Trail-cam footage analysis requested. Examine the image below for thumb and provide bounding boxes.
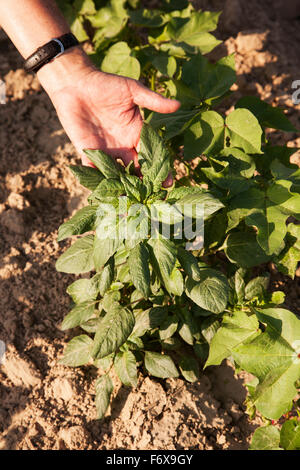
[129,80,180,114]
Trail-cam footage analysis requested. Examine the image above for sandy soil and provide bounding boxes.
[0,0,299,450]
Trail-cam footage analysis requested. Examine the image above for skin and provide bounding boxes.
[0,0,180,173]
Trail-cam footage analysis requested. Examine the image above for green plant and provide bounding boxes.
[250,414,300,450]
[55,0,300,445]
[56,123,300,421]
[57,0,222,80]
[56,123,226,413]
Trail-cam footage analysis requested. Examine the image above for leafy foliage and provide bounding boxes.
[56,1,300,448]
[250,418,300,450]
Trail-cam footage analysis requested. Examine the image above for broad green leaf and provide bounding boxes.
[92,305,135,359]
[186,268,229,314]
[276,223,300,279]
[167,12,221,54]
[165,79,200,106]
[202,160,252,196]
[56,235,95,274]
[58,206,97,241]
[101,290,120,312]
[60,335,93,367]
[132,307,168,337]
[98,258,115,296]
[144,351,179,378]
[178,320,195,345]
[256,308,300,353]
[204,211,227,250]
[148,237,177,279]
[205,311,260,367]
[175,191,224,220]
[246,205,287,256]
[93,234,122,270]
[95,374,114,419]
[233,308,300,419]
[167,186,205,202]
[175,9,220,33]
[69,165,103,190]
[270,159,300,192]
[245,274,270,300]
[138,124,171,191]
[179,356,199,382]
[256,145,299,177]
[148,108,199,140]
[184,111,225,159]
[127,335,143,350]
[181,53,235,102]
[120,174,146,202]
[114,350,138,387]
[159,314,178,340]
[225,109,263,154]
[218,148,256,178]
[61,300,96,330]
[236,96,297,132]
[267,179,300,215]
[151,201,183,224]
[81,317,101,334]
[249,426,281,450]
[95,199,127,241]
[148,26,187,53]
[67,278,98,304]
[126,204,150,249]
[88,178,124,203]
[227,188,265,232]
[83,149,122,179]
[128,243,151,298]
[227,183,297,255]
[177,246,201,281]
[224,232,270,268]
[163,267,184,296]
[234,268,246,303]
[280,418,300,450]
[276,245,300,279]
[101,41,140,79]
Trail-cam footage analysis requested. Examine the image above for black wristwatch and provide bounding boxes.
[24,33,79,73]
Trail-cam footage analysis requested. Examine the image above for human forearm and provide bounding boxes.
[0,0,71,57]
[0,0,95,94]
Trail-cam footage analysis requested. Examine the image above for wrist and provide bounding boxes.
[37,46,97,96]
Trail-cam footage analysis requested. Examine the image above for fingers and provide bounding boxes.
[130,80,181,114]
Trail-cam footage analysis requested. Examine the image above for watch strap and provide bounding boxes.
[24,33,79,73]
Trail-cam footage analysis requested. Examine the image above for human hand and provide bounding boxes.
[38,48,180,173]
